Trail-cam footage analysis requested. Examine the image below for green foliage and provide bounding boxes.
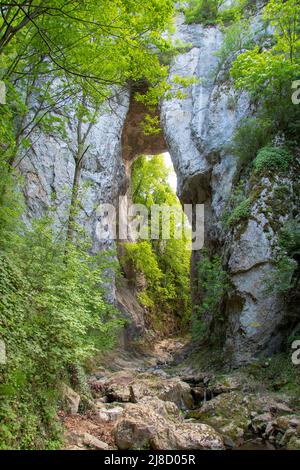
[268,256,298,295]
[231,0,300,136]
[222,184,252,228]
[185,0,257,26]
[123,155,191,331]
[141,115,162,136]
[123,241,163,290]
[265,219,300,295]
[0,162,24,247]
[254,146,293,174]
[193,252,228,340]
[226,198,252,227]
[132,155,177,208]
[246,353,300,398]
[215,17,255,70]
[0,2,180,448]
[0,173,121,449]
[280,219,300,259]
[0,1,175,89]
[231,118,273,169]
[185,0,221,26]
[0,1,176,165]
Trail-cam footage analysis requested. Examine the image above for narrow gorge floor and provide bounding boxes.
[62,337,300,451]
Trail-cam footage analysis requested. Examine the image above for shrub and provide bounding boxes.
[185,0,258,26]
[122,241,163,289]
[232,118,273,169]
[215,17,255,80]
[230,0,300,138]
[122,237,192,330]
[226,198,252,227]
[265,219,300,295]
[222,184,252,228]
[270,256,298,294]
[185,0,220,26]
[192,252,228,340]
[280,219,300,259]
[254,146,293,174]
[0,172,122,449]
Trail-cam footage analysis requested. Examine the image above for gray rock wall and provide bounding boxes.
[161,15,290,366]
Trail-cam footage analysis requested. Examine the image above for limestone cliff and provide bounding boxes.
[18,14,298,365]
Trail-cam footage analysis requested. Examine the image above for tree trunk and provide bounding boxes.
[66,151,83,245]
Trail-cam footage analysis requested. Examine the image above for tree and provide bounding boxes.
[185,0,226,25]
[132,155,176,208]
[0,1,177,247]
[0,0,175,165]
[231,0,300,135]
[123,155,191,331]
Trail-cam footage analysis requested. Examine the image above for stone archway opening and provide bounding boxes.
[119,88,193,337]
[121,85,168,171]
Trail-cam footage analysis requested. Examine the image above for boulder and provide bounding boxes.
[66,431,109,450]
[97,404,125,423]
[83,433,109,450]
[114,399,224,450]
[251,413,273,434]
[129,375,193,409]
[104,370,136,402]
[102,371,193,409]
[151,422,225,451]
[62,384,81,415]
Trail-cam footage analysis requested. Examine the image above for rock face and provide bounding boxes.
[161,14,295,365]
[17,14,295,364]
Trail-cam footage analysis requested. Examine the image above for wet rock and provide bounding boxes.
[251,413,273,434]
[180,373,211,386]
[191,375,242,406]
[187,391,252,446]
[191,386,209,403]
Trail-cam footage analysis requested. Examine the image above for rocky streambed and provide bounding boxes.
[62,339,300,451]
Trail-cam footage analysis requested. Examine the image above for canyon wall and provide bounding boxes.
[18,14,296,365]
